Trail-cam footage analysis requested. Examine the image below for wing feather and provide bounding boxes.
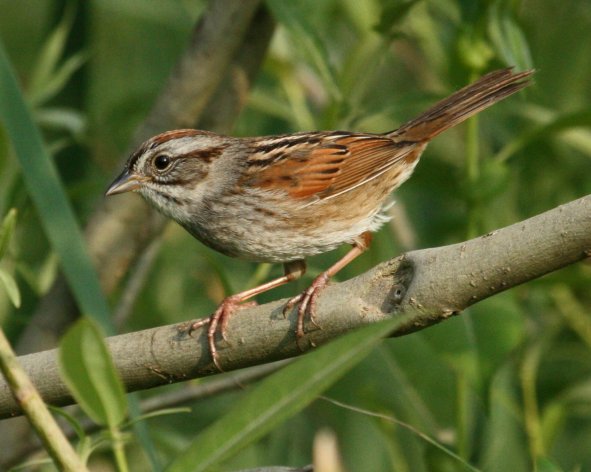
[244,133,416,201]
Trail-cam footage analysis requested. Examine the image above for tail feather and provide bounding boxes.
[389,68,534,142]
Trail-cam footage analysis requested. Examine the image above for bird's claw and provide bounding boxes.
[284,272,329,349]
[188,295,251,371]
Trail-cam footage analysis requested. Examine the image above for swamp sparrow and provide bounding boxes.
[107,68,533,369]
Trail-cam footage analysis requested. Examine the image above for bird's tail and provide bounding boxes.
[389,68,534,142]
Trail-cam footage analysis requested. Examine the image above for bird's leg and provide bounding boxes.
[190,259,306,371]
[283,232,372,348]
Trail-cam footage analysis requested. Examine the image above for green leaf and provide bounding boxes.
[166,314,411,472]
[49,405,87,442]
[0,39,112,333]
[266,0,342,102]
[28,4,76,106]
[0,268,20,308]
[31,52,88,107]
[0,208,17,261]
[58,317,127,427]
[487,2,533,71]
[34,107,87,136]
[124,407,192,428]
[248,88,298,123]
[16,253,59,295]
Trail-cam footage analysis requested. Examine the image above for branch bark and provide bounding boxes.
[1,194,589,419]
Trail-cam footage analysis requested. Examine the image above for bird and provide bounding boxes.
[106,67,533,369]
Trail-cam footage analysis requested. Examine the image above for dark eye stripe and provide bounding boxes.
[182,146,226,163]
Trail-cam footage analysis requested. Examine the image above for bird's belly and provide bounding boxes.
[182,193,391,263]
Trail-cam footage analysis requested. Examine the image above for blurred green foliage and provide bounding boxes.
[0,0,590,470]
[0,208,20,308]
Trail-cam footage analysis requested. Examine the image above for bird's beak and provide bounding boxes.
[105,169,145,196]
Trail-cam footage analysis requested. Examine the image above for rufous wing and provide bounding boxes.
[246,133,416,201]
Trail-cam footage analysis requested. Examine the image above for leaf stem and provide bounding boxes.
[110,425,130,472]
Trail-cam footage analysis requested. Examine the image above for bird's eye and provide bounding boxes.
[153,154,171,171]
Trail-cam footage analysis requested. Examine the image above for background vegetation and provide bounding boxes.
[0,0,590,470]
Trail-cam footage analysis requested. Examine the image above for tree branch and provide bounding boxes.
[1,194,589,419]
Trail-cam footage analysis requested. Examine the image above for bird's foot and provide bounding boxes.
[189,297,257,371]
[283,272,329,349]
